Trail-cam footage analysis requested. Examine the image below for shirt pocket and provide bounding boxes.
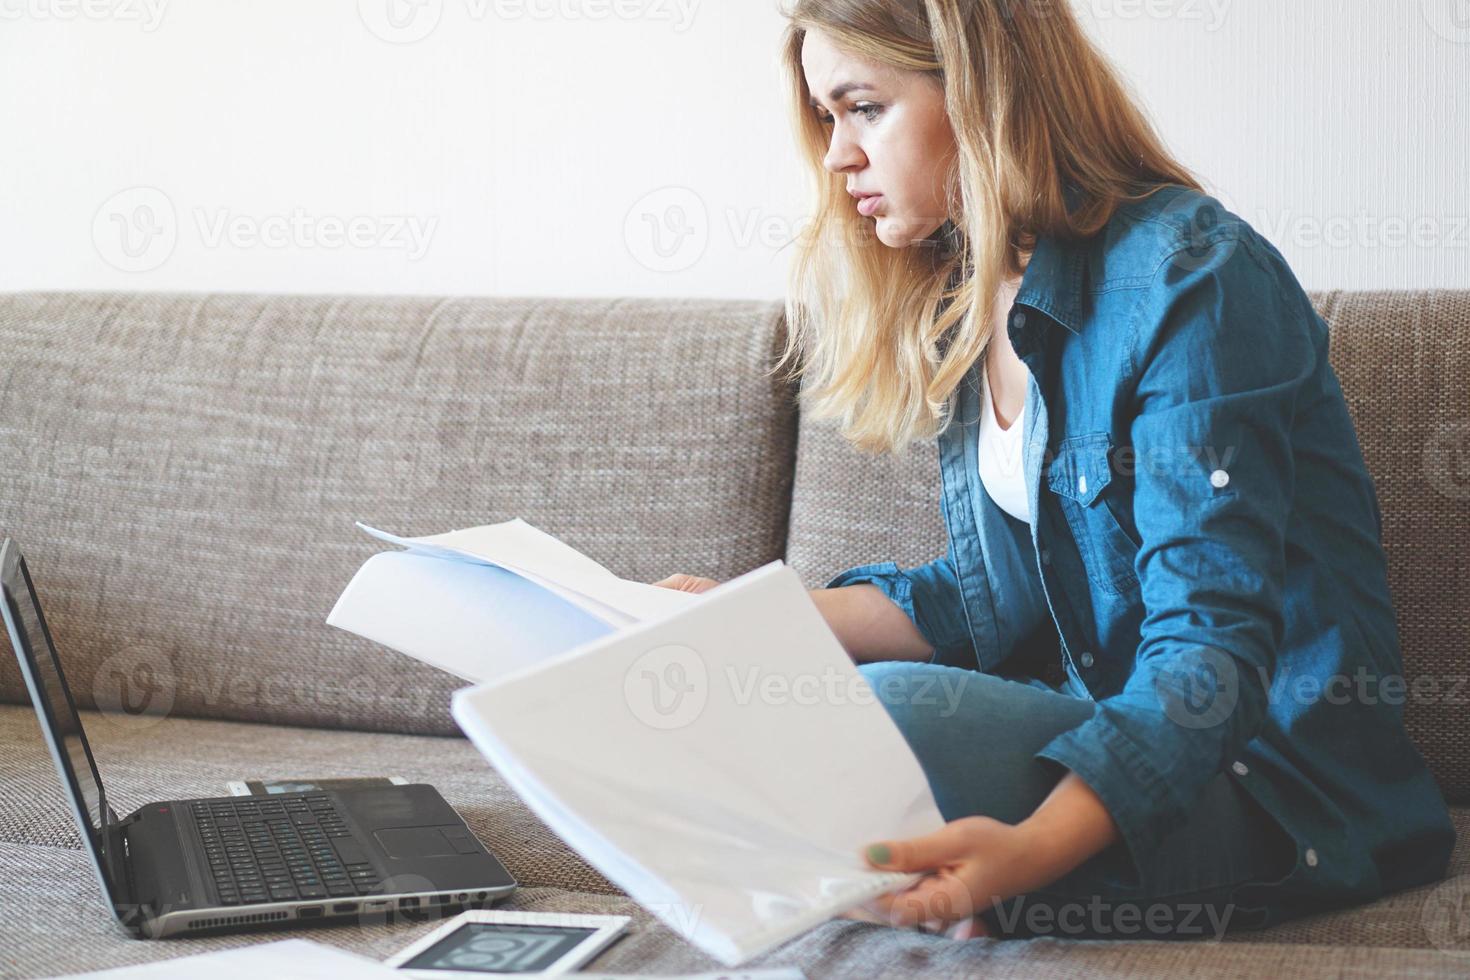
[1046,431,1142,598]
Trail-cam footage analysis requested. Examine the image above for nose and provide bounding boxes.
[823,123,865,174]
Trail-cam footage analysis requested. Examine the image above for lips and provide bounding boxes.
[856,194,883,217]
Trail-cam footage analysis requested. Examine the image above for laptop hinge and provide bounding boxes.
[107,811,151,932]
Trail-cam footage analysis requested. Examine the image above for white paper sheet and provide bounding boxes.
[55,939,401,978]
[327,549,614,683]
[356,519,698,625]
[451,561,947,966]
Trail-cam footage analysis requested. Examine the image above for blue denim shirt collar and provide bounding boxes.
[1015,235,1086,336]
[1013,182,1087,336]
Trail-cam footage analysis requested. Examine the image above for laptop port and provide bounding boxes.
[332,902,358,914]
[298,906,323,919]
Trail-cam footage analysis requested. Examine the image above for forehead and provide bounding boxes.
[800,28,892,90]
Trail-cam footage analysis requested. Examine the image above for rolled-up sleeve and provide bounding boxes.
[1034,234,1317,888]
[824,554,985,669]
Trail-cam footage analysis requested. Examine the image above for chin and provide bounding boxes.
[868,215,901,247]
[872,215,926,250]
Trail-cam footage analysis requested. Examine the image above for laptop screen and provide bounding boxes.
[0,539,116,902]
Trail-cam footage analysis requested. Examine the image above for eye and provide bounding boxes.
[813,103,885,126]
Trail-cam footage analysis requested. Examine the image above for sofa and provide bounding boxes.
[0,289,1465,978]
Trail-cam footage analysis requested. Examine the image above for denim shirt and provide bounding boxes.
[826,185,1456,923]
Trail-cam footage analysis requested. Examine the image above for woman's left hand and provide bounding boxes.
[855,815,1056,938]
[851,771,1121,939]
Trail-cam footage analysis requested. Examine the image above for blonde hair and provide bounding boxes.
[775,0,1204,454]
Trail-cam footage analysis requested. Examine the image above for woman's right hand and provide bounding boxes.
[651,573,720,594]
[651,575,933,663]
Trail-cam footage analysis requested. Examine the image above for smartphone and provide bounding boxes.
[385,910,631,977]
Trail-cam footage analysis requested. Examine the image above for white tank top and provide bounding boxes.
[978,363,1030,524]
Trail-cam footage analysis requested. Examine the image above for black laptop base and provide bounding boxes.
[117,783,517,938]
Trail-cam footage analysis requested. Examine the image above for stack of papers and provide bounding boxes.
[327,520,697,682]
[329,520,947,965]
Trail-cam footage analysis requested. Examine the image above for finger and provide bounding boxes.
[864,820,980,873]
[868,873,978,929]
[654,574,718,594]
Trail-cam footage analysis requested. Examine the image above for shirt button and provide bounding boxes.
[1210,469,1230,489]
[1305,848,1318,868]
[1079,651,1094,668]
[1232,761,1249,776]
[1011,310,1026,330]
[1040,547,1052,565]
[1077,474,1088,495]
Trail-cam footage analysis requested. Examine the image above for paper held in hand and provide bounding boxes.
[328,519,946,965]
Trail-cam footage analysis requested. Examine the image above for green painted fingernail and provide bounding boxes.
[867,844,891,865]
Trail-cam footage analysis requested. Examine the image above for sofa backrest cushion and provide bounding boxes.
[0,293,796,736]
[785,290,1470,803]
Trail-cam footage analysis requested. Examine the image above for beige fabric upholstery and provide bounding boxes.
[12,843,1469,979]
[0,292,796,735]
[4,706,1468,976]
[785,290,1470,803]
[1311,291,1470,803]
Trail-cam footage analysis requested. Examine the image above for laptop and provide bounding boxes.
[0,537,518,938]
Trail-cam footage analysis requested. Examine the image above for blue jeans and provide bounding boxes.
[858,660,1295,941]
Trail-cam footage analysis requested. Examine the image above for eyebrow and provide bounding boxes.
[807,81,875,108]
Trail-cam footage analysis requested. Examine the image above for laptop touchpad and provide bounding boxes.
[373,826,460,859]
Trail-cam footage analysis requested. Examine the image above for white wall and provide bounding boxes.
[1,0,1465,299]
[1083,0,1470,293]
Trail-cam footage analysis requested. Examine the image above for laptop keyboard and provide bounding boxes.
[191,796,382,906]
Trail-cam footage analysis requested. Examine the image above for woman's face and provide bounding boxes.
[801,28,958,249]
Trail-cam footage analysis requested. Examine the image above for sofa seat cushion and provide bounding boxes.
[5,841,1467,979]
[4,706,1469,975]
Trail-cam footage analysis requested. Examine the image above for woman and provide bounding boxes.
[656,0,1455,941]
